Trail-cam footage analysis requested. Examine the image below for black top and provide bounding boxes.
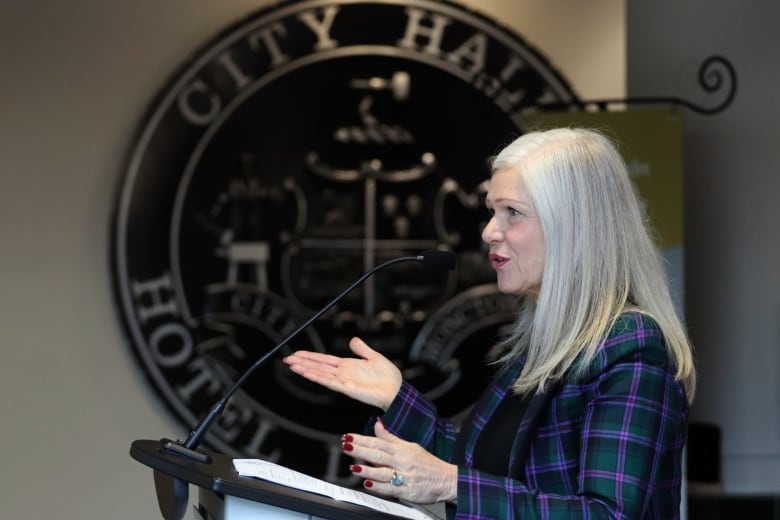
[471,390,531,475]
[451,386,531,476]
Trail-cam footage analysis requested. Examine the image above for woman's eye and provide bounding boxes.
[485,205,523,220]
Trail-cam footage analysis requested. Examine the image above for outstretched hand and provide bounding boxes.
[283,337,403,411]
[343,418,457,504]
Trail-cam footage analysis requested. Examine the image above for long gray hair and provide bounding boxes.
[492,127,696,402]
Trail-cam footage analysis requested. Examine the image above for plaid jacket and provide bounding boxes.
[382,312,689,519]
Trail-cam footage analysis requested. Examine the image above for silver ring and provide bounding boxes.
[390,470,404,487]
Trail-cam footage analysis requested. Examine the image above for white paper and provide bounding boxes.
[233,458,435,520]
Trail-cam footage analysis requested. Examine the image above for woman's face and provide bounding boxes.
[481,167,545,297]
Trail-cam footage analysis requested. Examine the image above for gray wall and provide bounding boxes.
[1,1,776,519]
[627,0,780,492]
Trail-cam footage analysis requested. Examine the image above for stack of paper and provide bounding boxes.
[233,458,435,519]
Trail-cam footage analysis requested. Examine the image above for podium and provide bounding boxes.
[130,439,423,520]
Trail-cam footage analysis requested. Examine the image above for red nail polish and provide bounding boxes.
[342,442,354,452]
[364,480,373,488]
[341,434,354,443]
[349,464,362,473]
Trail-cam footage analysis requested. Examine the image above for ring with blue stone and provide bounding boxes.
[391,470,405,486]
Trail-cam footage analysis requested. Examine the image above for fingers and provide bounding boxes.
[348,336,380,360]
[287,337,376,363]
[348,463,397,485]
[349,464,407,497]
[283,351,342,380]
[283,338,375,374]
[284,356,330,378]
[342,428,400,467]
[283,350,341,367]
[343,424,458,504]
[283,354,335,376]
[344,433,407,495]
[283,353,349,394]
[373,416,395,440]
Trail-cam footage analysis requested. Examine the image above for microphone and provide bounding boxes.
[164,250,456,459]
[418,249,456,271]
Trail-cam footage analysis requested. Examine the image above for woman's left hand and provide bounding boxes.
[342,418,457,505]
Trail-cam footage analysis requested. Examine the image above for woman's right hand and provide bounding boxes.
[283,337,403,411]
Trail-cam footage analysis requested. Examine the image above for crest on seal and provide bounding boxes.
[112,0,577,483]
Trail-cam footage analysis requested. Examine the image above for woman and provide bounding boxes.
[284,127,696,519]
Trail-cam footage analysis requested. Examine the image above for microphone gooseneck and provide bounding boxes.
[178,250,456,453]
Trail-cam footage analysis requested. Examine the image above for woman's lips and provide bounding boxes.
[489,253,509,269]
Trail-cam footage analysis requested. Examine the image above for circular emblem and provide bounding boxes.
[112,0,577,484]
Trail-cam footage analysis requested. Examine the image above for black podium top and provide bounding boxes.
[130,439,431,520]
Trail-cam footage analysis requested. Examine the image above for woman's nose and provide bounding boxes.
[481,217,500,244]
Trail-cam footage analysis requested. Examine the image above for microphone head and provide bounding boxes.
[419,250,456,271]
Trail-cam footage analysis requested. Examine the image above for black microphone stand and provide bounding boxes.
[137,251,454,520]
[165,254,425,461]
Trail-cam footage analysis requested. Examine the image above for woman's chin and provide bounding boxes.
[496,280,519,295]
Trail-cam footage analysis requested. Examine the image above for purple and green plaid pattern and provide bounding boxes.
[382,313,689,519]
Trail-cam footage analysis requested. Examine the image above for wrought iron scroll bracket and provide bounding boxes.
[537,55,737,116]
